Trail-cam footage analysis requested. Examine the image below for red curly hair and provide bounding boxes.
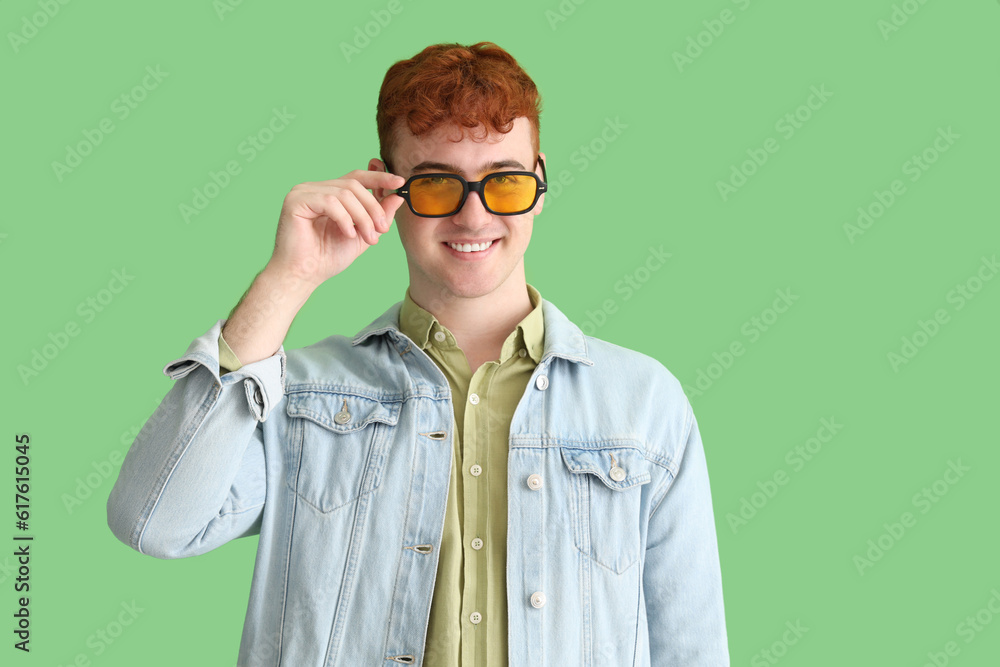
[377,42,542,171]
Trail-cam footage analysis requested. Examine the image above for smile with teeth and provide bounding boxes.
[447,240,494,253]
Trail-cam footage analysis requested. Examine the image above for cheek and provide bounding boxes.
[395,217,433,252]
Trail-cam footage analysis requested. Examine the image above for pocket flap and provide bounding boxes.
[560,446,651,490]
[285,390,400,434]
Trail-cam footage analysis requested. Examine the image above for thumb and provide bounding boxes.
[381,193,405,221]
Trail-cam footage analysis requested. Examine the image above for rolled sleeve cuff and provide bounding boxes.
[162,318,286,422]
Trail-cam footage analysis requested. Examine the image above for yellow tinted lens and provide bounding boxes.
[484,174,536,213]
[409,176,464,215]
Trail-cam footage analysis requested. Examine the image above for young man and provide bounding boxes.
[107,42,729,665]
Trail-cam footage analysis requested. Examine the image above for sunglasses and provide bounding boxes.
[387,156,547,217]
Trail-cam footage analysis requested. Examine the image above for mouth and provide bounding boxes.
[445,239,496,253]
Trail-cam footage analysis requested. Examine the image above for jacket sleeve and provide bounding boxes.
[106,318,285,559]
[643,402,730,664]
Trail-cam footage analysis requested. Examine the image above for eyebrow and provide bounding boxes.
[409,159,527,177]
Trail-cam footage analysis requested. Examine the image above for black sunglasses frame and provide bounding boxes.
[388,156,548,218]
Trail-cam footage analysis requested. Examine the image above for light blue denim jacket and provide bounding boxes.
[107,297,729,666]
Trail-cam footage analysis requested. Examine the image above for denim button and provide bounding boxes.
[470,464,482,477]
[610,466,626,482]
[334,398,351,424]
[535,375,549,390]
[470,612,482,624]
[530,591,546,608]
[527,474,543,490]
[471,537,483,550]
[469,393,480,405]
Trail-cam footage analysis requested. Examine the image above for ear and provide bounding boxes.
[369,157,389,201]
[532,151,547,215]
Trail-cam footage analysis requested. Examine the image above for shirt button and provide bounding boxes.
[470,464,482,477]
[530,591,546,608]
[518,349,527,358]
[469,393,480,405]
[535,375,549,390]
[471,537,483,550]
[610,466,627,482]
[527,474,543,490]
[434,330,446,343]
[470,612,482,624]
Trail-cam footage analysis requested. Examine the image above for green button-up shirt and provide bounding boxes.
[399,283,545,667]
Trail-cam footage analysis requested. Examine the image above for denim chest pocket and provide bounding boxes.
[285,390,401,513]
[561,446,652,574]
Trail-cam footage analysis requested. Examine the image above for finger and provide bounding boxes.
[343,179,391,233]
[380,193,405,222]
[350,169,406,191]
[310,195,356,239]
[336,191,380,245]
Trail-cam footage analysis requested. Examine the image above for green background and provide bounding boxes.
[3,0,998,664]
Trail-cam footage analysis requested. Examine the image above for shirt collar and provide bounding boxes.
[397,283,545,364]
[352,288,592,367]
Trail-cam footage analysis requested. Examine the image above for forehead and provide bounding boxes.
[392,117,534,176]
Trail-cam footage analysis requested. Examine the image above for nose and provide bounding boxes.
[451,189,493,230]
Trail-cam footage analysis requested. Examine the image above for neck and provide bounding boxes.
[408,274,533,363]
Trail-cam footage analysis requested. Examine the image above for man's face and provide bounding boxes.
[371,116,545,308]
